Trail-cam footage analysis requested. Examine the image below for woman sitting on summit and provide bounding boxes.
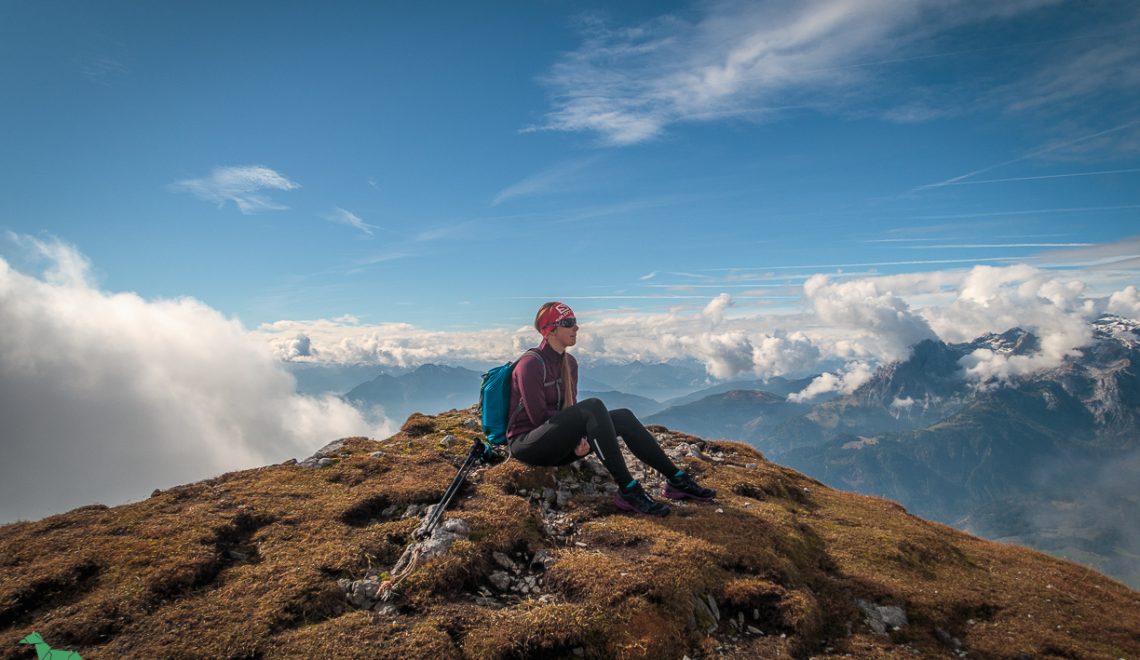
[506,301,715,516]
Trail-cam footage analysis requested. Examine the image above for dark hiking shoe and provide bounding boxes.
[614,483,671,517]
[663,472,716,500]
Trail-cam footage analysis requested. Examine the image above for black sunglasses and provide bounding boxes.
[547,317,578,329]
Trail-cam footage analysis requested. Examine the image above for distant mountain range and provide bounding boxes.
[340,363,667,421]
[344,364,484,423]
[647,390,810,442]
[580,359,711,401]
[338,360,708,421]
[649,315,1140,587]
[285,362,386,395]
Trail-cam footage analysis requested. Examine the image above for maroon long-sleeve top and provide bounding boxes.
[506,340,578,439]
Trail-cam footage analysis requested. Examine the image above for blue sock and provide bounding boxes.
[623,479,638,491]
[671,469,685,481]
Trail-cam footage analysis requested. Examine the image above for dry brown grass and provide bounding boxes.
[2,409,1138,659]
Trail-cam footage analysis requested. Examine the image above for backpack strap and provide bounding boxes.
[506,348,553,438]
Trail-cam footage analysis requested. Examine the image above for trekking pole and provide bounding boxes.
[415,438,485,541]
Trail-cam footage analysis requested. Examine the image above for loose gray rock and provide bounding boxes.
[692,595,718,633]
[584,457,609,478]
[395,515,471,576]
[474,596,503,608]
[531,549,557,570]
[342,575,382,608]
[300,438,349,467]
[370,451,386,458]
[706,594,721,622]
[440,434,456,447]
[489,571,511,591]
[857,599,908,634]
[462,418,480,430]
[492,551,518,572]
[935,626,962,649]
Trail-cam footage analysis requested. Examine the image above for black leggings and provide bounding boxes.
[508,398,679,487]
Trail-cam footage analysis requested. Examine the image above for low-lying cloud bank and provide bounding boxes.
[260,257,1140,403]
[0,237,391,524]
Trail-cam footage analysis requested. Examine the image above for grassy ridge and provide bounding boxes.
[2,409,1138,659]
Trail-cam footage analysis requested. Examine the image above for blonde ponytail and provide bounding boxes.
[562,355,575,410]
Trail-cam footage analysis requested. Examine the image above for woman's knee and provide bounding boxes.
[579,397,608,415]
[609,408,637,426]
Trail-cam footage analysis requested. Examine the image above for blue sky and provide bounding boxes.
[3,0,1140,521]
[3,0,1137,334]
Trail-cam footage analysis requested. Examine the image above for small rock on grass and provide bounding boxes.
[492,551,518,572]
[489,571,511,591]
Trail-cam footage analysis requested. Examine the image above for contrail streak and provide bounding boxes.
[914,121,1140,191]
[916,204,1140,219]
[935,168,1140,186]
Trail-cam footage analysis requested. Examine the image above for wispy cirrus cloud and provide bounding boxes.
[533,0,1067,145]
[493,157,600,205]
[1031,236,1140,268]
[79,55,126,83]
[324,207,377,236]
[1004,38,1140,115]
[173,165,300,214]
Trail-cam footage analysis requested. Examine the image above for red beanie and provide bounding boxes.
[538,302,575,337]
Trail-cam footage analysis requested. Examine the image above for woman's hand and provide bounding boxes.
[575,438,590,457]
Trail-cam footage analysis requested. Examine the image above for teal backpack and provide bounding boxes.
[479,349,545,445]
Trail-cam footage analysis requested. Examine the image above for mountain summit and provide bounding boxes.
[2,410,1137,658]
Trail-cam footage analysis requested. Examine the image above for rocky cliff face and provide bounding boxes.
[2,409,1138,659]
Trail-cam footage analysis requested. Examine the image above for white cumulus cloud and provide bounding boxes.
[788,361,873,402]
[703,292,733,326]
[926,265,1094,382]
[1108,285,1140,317]
[0,237,390,524]
[803,273,938,361]
[257,261,1140,389]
